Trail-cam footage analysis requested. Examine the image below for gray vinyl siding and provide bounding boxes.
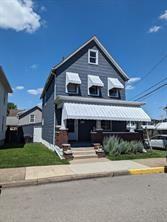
[42,78,55,144]
[19,109,42,126]
[22,123,41,139]
[0,81,8,145]
[55,42,126,100]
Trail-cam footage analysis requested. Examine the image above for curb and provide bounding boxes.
[0,167,165,189]
[0,171,128,189]
[129,167,164,175]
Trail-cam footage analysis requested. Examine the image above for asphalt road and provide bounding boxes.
[1,174,167,222]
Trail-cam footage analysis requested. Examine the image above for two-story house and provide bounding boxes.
[0,66,12,146]
[41,36,151,150]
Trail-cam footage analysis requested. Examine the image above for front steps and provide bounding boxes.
[71,147,98,160]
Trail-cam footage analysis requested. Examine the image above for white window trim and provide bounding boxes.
[88,85,100,96]
[29,114,35,123]
[66,83,79,94]
[108,88,120,98]
[88,49,98,65]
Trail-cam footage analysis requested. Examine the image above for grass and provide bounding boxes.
[0,143,68,168]
[107,149,166,161]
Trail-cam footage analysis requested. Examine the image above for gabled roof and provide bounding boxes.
[18,106,42,119]
[0,66,13,93]
[41,36,129,98]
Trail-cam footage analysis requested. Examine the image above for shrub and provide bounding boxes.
[103,136,144,156]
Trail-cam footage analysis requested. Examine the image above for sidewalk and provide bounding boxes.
[0,158,166,188]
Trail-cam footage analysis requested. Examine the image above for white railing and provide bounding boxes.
[41,139,64,159]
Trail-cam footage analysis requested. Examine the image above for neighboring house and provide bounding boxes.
[6,106,42,143]
[142,121,167,136]
[0,66,12,146]
[41,36,151,148]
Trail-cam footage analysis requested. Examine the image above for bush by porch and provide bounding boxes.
[103,136,166,161]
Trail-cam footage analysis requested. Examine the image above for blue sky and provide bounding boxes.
[0,0,167,119]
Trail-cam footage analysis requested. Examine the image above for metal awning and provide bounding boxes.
[61,102,151,128]
[88,75,104,88]
[66,72,81,86]
[108,78,124,90]
[156,122,167,130]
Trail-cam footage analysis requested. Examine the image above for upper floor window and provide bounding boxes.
[88,75,104,97]
[67,83,79,94]
[109,88,120,98]
[29,114,35,123]
[88,49,98,65]
[66,72,81,95]
[108,78,124,99]
[89,86,100,96]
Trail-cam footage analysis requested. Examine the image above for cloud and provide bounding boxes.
[30,64,38,69]
[40,6,47,12]
[159,10,167,20]
[27,88,43,95]
[126,77,141,90]
[16,86,24,90]
[0,0,42,33]
[148,25,161,33]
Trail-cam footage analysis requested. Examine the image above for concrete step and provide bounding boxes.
[71,147,99,159]
[72,150,96,156]
[71,147,94,151]
[72,153,98,160]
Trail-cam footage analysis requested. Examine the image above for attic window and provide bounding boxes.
[88,49,98,65]
[30,114,35,123]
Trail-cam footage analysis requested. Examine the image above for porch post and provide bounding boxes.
[96,120,101,130]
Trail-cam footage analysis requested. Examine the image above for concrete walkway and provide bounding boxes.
[0,158,165,185]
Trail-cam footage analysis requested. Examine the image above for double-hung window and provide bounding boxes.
[29,114,35,123]
[108,78,124,99]
[88,75,104,97]
[66,72,81,95]
[88,49,98,65]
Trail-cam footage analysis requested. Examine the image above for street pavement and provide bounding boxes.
[1,174,167,222]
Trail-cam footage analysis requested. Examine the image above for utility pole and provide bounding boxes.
[163,105,167,121]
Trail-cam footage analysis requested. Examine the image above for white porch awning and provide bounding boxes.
[66,72,81,86]
[108,78,124,90]
[61,103,151,128]
[88,75,104,88]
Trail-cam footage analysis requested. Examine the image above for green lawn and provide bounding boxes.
[0,143,68,168]
[107,149,166,161]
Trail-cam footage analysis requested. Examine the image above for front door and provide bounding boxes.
[78,120,96,142]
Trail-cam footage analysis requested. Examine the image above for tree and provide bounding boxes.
[7,102,17,110]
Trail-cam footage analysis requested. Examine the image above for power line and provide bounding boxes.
[131,76,167,100]
[131,53,167,88]
[134,83,167,101]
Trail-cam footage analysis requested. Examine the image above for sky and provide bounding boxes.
[0,0,167,119]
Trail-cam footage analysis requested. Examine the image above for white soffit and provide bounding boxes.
[62,103,151,122]
[66,72,81,86]
[88,75,104,88]
[108,78,124,90]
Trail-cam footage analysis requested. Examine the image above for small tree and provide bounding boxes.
[7,102,17,110]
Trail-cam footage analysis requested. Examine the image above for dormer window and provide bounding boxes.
[108,78,124,98]
[88,49,98,65]
[66,72,81,95]
[88,75,104,96]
